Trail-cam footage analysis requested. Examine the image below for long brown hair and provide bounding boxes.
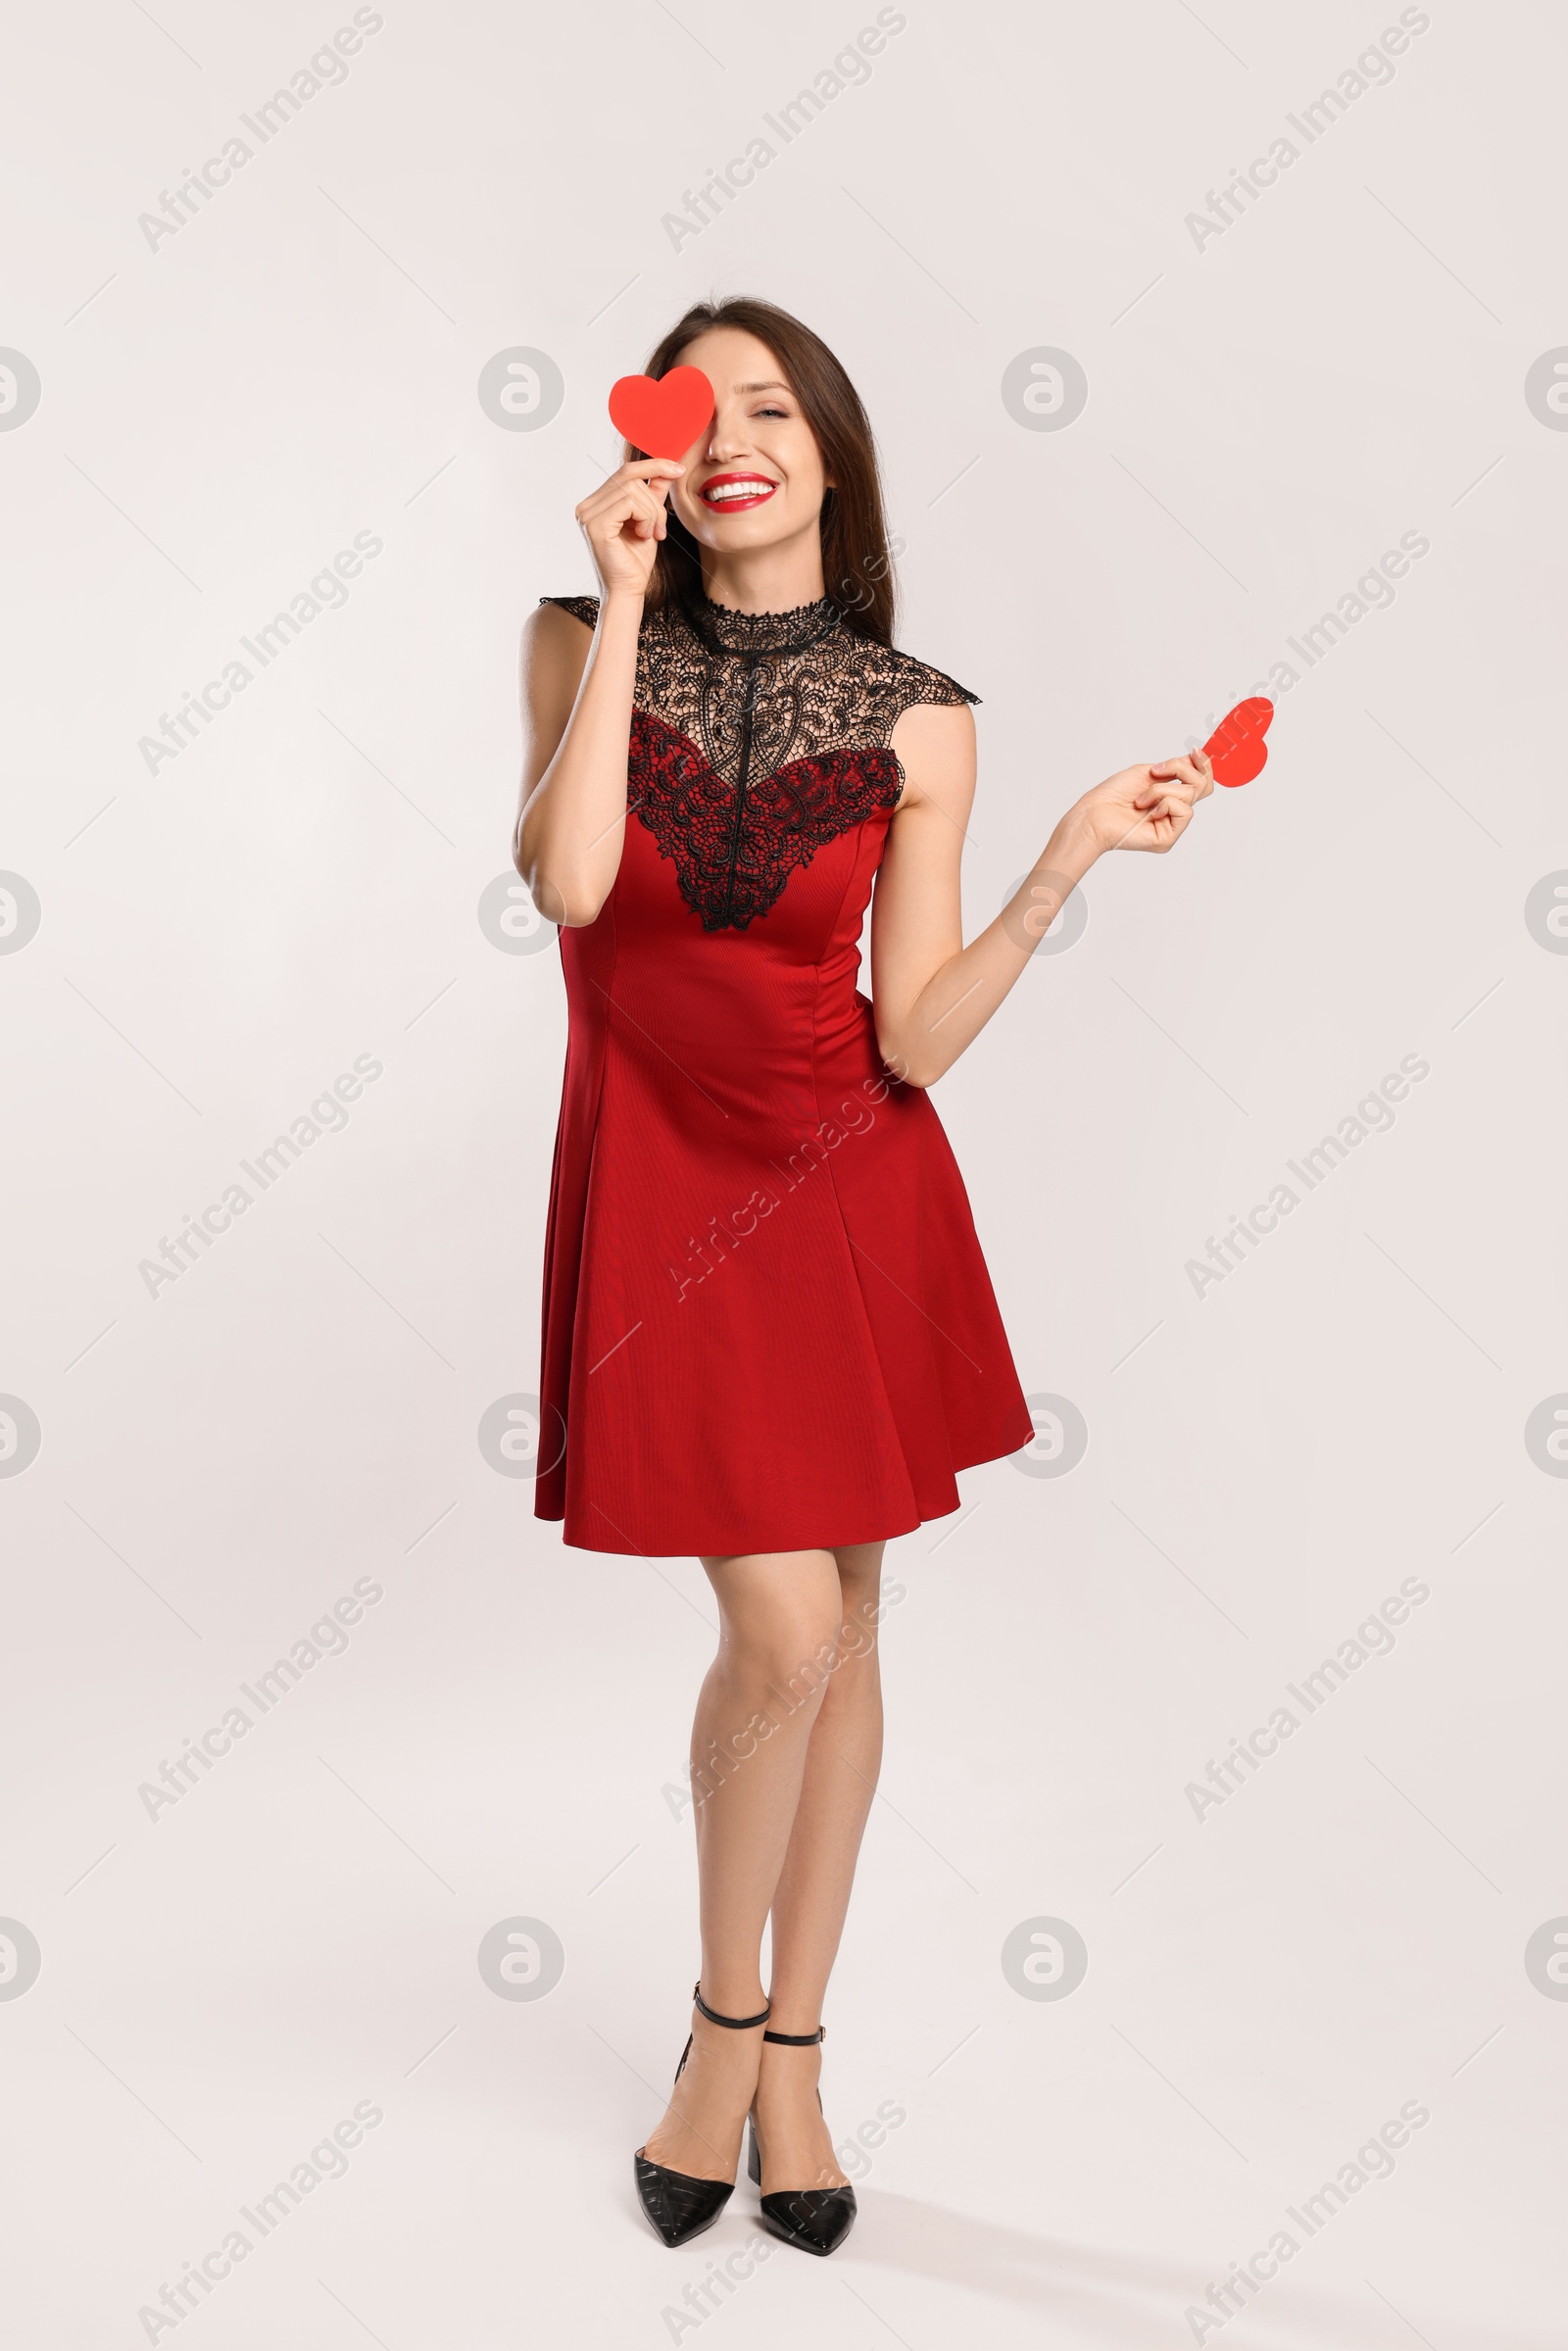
[628,297,897,646]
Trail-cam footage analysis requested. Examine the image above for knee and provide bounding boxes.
[732,1600,845,1705]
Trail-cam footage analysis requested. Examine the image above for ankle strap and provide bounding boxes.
[762,2024,825,2045]
[692,1981,771,2031]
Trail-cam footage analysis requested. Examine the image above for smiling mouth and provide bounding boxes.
[699,473,778,512]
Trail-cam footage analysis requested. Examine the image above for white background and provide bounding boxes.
[3,0,1565,2343]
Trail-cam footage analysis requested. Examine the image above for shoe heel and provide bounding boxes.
[750,2018,857,2257]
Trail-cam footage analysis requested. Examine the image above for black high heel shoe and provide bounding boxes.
[633,1983,771,2248]
[747,2021,858,2257]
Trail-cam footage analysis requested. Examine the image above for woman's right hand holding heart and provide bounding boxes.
[575,458,685,599]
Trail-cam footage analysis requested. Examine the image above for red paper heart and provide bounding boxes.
[1202,697,1274,788]
[608,366,715,460]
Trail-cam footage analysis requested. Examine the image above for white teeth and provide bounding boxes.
[704,480,774,502]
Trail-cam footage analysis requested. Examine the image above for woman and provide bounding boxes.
[514,297,1211,2257]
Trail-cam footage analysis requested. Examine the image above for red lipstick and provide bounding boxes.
[698,470,778,513]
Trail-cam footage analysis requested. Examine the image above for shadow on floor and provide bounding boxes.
[808,2190,1541,2349]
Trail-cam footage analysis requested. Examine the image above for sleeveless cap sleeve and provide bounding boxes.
[883,646,981,717]
[539,595,601,628]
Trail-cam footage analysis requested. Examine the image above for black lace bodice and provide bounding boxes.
[539,592,977,931]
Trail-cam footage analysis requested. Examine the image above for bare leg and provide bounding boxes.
[754,1542,886,2191]
[641,1547,844,2181]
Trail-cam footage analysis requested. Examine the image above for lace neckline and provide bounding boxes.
[683,593,841,655]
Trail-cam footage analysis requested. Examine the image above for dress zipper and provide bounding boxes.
[722,650,760,927]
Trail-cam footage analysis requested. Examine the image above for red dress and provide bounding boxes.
[534,591,1033,1557]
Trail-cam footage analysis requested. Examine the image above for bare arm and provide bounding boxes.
[513,457,683,927]
[514,594,638,926]
[871,702,1212,1087]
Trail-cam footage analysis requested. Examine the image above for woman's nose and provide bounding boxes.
[706,413,750,462]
